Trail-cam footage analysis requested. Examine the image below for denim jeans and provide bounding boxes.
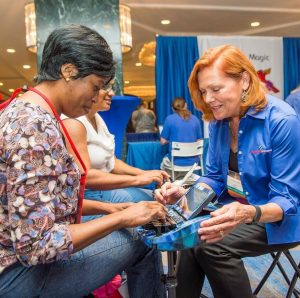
[83,188,153,222]
[0,228,166,298]
[86,187,153,203]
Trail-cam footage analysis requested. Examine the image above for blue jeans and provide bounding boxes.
[86,187,153,203]
[0,227,166,298]
[84,188,153,221]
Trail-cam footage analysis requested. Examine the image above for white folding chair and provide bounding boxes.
[169,140,204,181]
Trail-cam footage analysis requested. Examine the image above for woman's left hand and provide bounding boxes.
[198,202,255,243]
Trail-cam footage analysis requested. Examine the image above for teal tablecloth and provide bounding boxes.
[126,139,209,173]
[126,141,168,170]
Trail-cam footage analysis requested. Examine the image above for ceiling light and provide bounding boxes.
[24,0,37,53]
[6,49,16,53]
[119,4,132,53]
[135,62,142,67]
[138,41,156,67]
[23,65,31,69]
[161,20,171,25]
[251,22,260,27]
[0,82,3,86]
[124,80,130,84]
[24,2,133,55]
[9,89,14,93]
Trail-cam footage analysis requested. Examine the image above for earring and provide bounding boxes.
[65,77,70,82]
[241,90,247,103]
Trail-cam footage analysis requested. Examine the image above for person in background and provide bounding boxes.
[0,24,167,298]
[285,84,300,117]
[160,97,202,179]
[155,44,300,298]
[131,102,158,133]
[63,82,169,215]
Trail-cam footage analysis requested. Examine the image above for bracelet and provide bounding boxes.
[250,205,262,224]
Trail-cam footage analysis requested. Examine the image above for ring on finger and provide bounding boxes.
[219,230,224,237]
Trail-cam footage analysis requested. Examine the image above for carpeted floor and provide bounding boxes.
[162,249,300,298]
[201,250,300,298]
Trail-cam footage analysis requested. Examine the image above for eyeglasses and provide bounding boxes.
[101,83,114,93]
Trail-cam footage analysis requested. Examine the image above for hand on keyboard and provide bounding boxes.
[142,214,177,235]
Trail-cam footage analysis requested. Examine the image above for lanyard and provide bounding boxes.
[2,86,87,223]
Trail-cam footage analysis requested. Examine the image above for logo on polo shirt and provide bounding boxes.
[250,145,272,154]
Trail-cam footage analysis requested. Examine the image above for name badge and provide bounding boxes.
[227,170,245,198]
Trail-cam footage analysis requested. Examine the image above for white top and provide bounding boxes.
[69,114,115,172]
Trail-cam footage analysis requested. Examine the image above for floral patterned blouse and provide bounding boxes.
[0,100,80,273]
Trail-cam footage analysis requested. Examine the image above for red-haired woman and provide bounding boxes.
[156,44,300,298]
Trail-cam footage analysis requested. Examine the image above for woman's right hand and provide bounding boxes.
[120,201,167,228]
[105,202,134,213]
[154,182,186,205]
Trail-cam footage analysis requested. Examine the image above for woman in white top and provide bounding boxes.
[63,80,169,219]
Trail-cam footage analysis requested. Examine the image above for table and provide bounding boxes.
[126,141,168,170]
[126,139,209,173]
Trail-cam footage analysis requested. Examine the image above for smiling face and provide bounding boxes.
[92,79,115,112]
[197,59,249,120]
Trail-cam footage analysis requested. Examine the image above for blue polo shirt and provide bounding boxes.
[286,91,300,118]
[161,113,202,166]
[198,95,300,244]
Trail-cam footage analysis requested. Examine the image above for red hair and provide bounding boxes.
[188,44,267,121]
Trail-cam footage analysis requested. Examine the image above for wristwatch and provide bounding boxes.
[249,205,262,224]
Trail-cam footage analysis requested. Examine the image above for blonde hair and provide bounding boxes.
[188,44,267,121]
[172,97,191,120]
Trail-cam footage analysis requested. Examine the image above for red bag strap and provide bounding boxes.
[0,87,21,110]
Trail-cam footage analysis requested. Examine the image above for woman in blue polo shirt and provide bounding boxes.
[285,85,300,117]
[160,97,202,179]
[155,44,300,298]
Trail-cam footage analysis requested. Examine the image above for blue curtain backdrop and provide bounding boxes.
[283,38,300,99]
[155,36,203,137]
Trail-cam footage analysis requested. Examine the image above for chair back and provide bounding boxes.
[170,140,204,181]
[171,140,204,157]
